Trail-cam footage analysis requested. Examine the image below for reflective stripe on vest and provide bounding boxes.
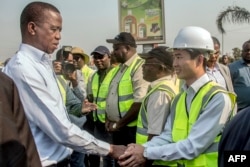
[154,81,236,166]
[136,80,177,144]
[117,57,144,127]
[91,67,120,122]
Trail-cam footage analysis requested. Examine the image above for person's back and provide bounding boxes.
[0,71,42,167]
[218,106,250,167]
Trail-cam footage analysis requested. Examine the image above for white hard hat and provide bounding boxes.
[173,26,214,52]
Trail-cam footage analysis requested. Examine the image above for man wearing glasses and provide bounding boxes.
[206,36,234,93]
[136,46,179,166]
[72,47,95,89]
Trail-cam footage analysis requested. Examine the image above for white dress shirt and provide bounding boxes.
[3,44,110,166]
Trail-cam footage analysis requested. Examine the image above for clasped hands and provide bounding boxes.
[110,143,146,167]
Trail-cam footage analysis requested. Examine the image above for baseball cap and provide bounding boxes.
[91,46,110,56]
[106,32,137,48]
[71,47,90,64]
[140,46,173,71]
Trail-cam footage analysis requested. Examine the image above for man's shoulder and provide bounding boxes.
[228,60,242,68]
[218,63,227,68]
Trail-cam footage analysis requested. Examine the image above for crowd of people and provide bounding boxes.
[1,1,250,167]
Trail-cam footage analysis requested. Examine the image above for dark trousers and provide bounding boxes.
[46,156,70,167]
[83,118,100,167]
[84,154,100,167]
[70,151,85,167]
[112,126,137,167]
[113,126,136,145]
[95,120,115,167]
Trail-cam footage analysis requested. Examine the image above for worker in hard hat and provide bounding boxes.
[118,26,236,167]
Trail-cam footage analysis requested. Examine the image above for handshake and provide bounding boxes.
[109,143,147,167]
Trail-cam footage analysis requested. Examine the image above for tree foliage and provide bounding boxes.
[216,6,250,34]
[232,47,242,60]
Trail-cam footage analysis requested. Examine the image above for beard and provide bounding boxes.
[243,58,250,64]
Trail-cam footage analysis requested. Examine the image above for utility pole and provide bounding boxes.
[221,32,224,55]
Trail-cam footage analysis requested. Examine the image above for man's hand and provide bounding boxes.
[105,119,121,132]
[62,70,78,87]
[66,70,77,82]
[109,144,127,160]
[81,99,97,114]
[53,61,62,74]
[118,143,146,167]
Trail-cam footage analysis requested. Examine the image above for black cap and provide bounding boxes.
[106,32,137,48]
[91,46,110,55]
[140,46,173,71]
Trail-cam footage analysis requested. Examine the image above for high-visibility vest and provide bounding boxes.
[90,67,119,122]
[154,81,236,167]
[81,65,94,86]
[116,56,144,127]
[57,75,67,104]
[136,80,177,144]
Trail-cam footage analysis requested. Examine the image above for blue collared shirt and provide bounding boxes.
[229,59,250,110]
[143,74,232,161]
[3,44,110,166]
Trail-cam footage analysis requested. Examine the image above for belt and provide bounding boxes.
[46,156,71,167]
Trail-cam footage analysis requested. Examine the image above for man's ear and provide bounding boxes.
[27,22,36,35]
[125,45,131,51]
[197,54,205,66]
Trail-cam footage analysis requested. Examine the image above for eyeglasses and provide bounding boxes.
[93,54,105,60]
[73,56,81,61]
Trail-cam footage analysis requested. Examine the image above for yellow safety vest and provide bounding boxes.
[57,75,67,104]
[90,67,119,122]
[116,57,144,127]
[154,81,236,167]
[136,80,177,144]
[81,65,94,86]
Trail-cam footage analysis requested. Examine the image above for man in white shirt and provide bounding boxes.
[3,2,125,166]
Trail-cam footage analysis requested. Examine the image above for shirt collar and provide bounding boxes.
[123,53,138,67]
[239,58,250,66]
[19,43,52,63]
[206,62,220,72]
[150,75,172,88]
[182,74,210,93]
